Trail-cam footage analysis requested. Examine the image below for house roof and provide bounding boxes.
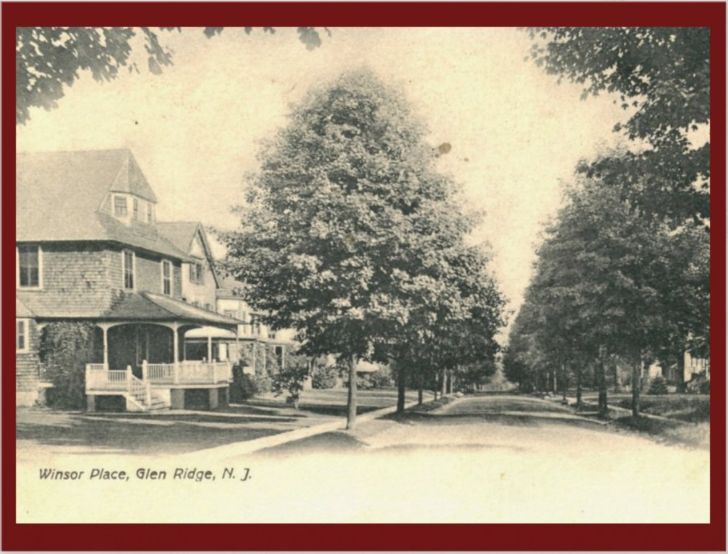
[158,222,220,286]
[217,276,247,298]
[18,290,241,328]
[17,149,188,260]
[157,222,201,253]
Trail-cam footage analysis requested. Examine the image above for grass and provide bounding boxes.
[613,415,710,450]
[614,394,710,423]
[17,386,420,456]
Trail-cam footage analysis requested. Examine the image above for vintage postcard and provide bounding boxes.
[6,3,725,551]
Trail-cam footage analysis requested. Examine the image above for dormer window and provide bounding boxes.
[114,196,128,217]
[133,198,139,220]
[147,203,154,224]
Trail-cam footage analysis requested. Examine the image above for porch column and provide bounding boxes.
[173,322,180,384]
[207,334,213,363]
[235,327,241,364]
[100,324,109,368]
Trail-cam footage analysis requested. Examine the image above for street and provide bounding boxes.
[17,393,710,523]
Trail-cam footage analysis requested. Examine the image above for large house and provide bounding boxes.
[15,149,243,411]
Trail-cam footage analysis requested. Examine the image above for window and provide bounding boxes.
[274,346,284,370]
[114,196,128,217]
[147,203,154,224]
[17,245,41,288]
[204,303,211,311]
[161,260,172,296]
[16,320,29,353]
[189,262,205,284]
[123,251,135,290]
[133,198,139,220]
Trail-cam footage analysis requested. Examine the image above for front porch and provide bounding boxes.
[82,292,242,412]
[85,361,232,412]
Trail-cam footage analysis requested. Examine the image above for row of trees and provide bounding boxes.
[505,27,711,417]
[504,174,709,415]
[219,69,506,429]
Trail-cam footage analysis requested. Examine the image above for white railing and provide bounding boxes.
[145,363,175,384]
[142,360,232,385]
[85,364,129,392]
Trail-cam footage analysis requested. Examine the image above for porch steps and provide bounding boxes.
[126,387,169,412]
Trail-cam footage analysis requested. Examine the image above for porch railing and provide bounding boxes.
[142,360,232,385]
[85,363,128,392]
[86,361,232,393]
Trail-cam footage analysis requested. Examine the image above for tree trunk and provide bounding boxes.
[631,357,641,418]
[552,367,558,394]
[396,365,406,414]
[597,351,608,418]
[441,369,447,396]
[346,355,358,430]
[575,364,582,408]
[418,374,424,405]
[561,363,567,401]
[447,369,453,394]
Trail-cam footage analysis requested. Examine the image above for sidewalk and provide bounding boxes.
[175,396,428,462]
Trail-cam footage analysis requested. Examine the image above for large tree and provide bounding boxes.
[526,27,710,224]
[219,69,504,429]
[16,27,326,124]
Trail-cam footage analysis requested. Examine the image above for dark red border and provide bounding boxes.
[3,3,725,551]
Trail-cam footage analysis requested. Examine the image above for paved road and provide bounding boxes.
[17,394,710,524]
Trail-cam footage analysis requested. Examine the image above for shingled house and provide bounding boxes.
[16,149,241,411]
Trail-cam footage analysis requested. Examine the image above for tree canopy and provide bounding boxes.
[16,26,326,124]
[526,27,710,224]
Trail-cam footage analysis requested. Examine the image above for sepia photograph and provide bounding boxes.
[11,17,716,534]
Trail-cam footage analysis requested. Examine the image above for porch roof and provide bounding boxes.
[103,292,242,328]
[23,291,241,329]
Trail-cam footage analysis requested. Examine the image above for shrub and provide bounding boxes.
[230,362,272,402]
[647,376,669,395]
[368,368,394,389]
[39,322,100,410]
[271,365,309,409]
[687,372,710,395]
[312,363,338,389]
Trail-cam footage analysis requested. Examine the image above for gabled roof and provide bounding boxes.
[158,222,221,287]
[17,149,188,260]
[217,276,247,299]
[157,222,202,254]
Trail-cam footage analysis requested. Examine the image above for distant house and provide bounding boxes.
[186,276,298,373]
[16,149,241,411]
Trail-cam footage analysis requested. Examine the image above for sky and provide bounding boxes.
[16,27,629,317]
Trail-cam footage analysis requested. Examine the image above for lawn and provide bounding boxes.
[16,386,419,456]
[613,416,710,450]
[613,394,710,423]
